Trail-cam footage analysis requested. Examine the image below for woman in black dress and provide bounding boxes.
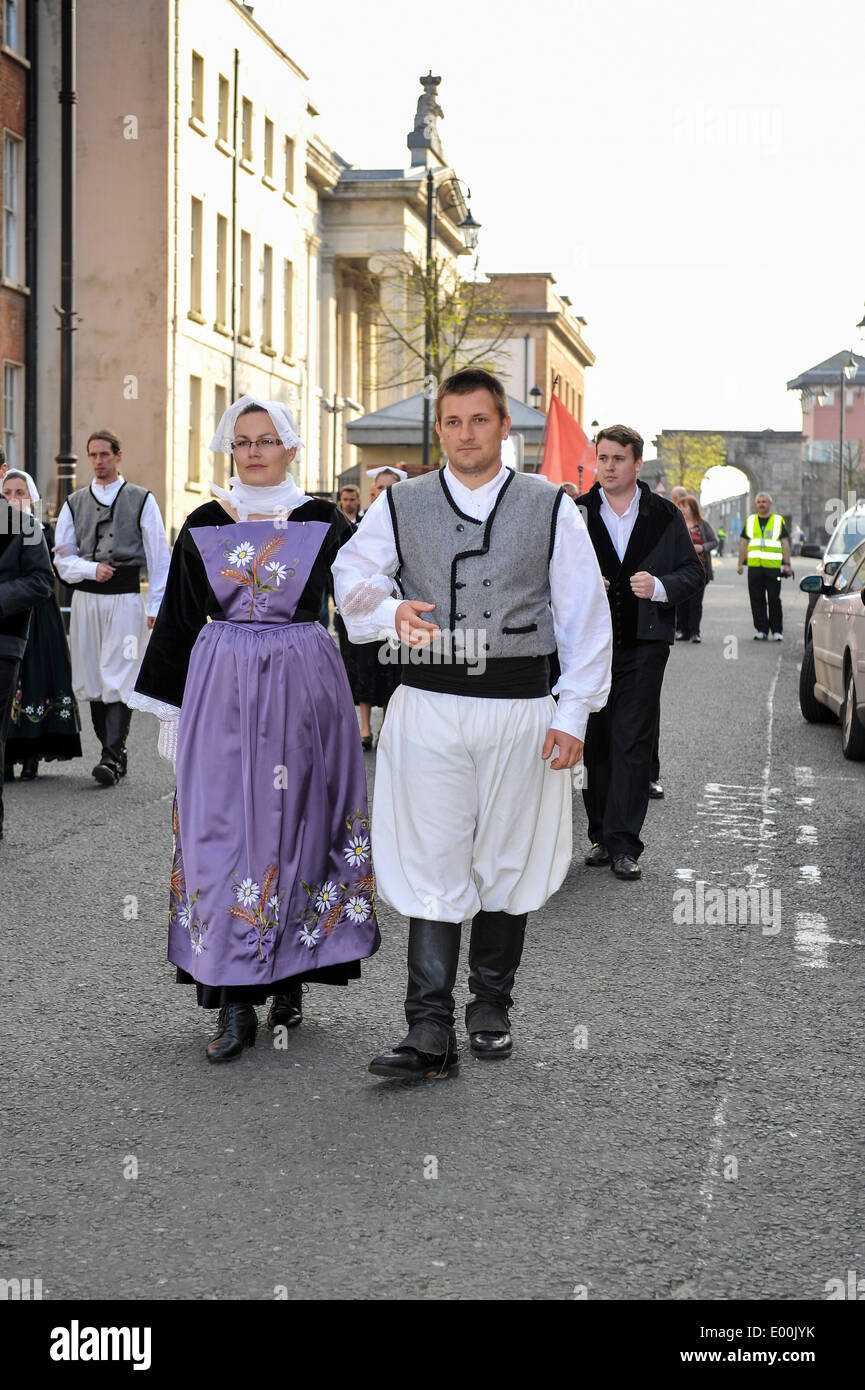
[1,470,82,779]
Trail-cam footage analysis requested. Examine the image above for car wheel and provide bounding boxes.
[841,668,865,760]
[798,640,836,723]
[804,593,818,645]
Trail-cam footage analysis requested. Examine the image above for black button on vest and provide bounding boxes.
[482,579,491,587]
[456,523,465,532]
[455,581,465,589]
[456,613,465,621]
[483,610,491,618]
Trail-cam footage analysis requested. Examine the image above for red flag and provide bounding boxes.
[539,394,596,489]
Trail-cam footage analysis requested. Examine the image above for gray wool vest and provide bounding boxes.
[67,482,150,566]
[387,468,562,670]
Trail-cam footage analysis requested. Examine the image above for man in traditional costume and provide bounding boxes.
[131,397,380,1063]
[333,368,612,1080]
[53,429,171,786]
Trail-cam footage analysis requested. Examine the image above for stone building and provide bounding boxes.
[0,0,29,472]
[656,428,804,535]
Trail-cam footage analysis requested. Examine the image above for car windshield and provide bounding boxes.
[826,513,865,556]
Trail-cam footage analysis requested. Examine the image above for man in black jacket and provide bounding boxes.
[0,495,55,838]
[577,425,704,880]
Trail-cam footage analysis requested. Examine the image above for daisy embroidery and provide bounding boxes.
[314,882,340,914]
[344,835,370,868]
[234,877,260,908]
[264,561,288,585]
[177,902,192,930]
[267,894,281,911]
[344,895,370,925]
[190,933,205,956]
[227,541,255,567]
[298,925,321,949]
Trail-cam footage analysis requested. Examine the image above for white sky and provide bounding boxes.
[255,0,864,490]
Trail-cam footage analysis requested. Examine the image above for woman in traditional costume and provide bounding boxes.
[130,397,380,1063]
[1,470,82,779]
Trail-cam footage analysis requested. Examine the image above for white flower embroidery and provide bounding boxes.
[234,877,260,908]
[344,895,370,925]
[298,925,320,949]
[267,894,280,912]
[227,541,255,567]
[344,835,370,867]
[265,561,288,585]
[59,709,71,719]
[177,903,191,930]
[190,935,204,956]
[314,882,340,914]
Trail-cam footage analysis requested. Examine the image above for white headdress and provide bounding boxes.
[209,395,310,521]
[3,469,41,503]
[366,465,407,481]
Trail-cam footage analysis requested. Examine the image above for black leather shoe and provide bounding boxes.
[469,1029,512,1059]
[611,855,642,881]
[267,986,303,1031]
[19,759,38,781]
[206,1003,257,1063]
[647,780,664,799]
[368,1037,459,1080]
[584,842,610,866]
[92,753,120,786]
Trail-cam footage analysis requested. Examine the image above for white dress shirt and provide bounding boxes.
[598,486,668,603]
[53,476,172,617]
[332,464,613,741]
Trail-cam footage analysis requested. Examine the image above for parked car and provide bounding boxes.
[802,500,865,641]
[799,538,865,758]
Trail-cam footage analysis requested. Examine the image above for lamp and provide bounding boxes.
[458,209,481,250]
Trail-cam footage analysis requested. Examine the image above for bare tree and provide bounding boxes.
[360,250,514,397]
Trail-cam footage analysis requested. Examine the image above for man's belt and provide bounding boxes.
[74,565,142,595]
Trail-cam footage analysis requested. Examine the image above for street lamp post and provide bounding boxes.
[421,172,481,470]
[835,353,858,505]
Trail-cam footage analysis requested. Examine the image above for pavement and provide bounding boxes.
[2,557,863,1301]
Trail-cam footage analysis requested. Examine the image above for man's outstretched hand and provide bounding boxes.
[542,728,584,771]
[394,599,440,648]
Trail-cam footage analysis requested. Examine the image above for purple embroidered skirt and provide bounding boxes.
[168,520,380,989]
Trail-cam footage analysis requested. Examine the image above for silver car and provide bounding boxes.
[799,538,865,758]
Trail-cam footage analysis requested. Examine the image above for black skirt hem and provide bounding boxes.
[175,959,363,1009]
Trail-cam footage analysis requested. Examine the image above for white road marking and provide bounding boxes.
[796,825,818,845]
[798,866,821,884]
[794,766,814,785]
[674,868,695,880]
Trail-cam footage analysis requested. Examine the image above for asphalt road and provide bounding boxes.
[2,556,863,1301]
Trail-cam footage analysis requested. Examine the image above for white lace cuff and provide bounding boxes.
[157,718,178,766]
[126,691,181,721]
[338,574,395,618]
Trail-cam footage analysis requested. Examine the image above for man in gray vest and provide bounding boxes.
[334,368,612,1080]
[53,428,170,785]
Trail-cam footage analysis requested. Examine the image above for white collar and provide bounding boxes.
[600,484,640,517]
[444,460,509,503]
[91,474,125,496]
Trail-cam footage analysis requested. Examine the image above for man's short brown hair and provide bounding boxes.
[87,428,122,455]
[595,424,644,461]
[339,484,360,498]
[435,368,509,425]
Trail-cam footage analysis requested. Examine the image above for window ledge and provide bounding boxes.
[213,321,232,338]
[0,278,29,296]
[261,344,278,358]
[215,137,234,157]
[185,480,204,492]
[262,174,277,191]
[188,115,207,137]
[238,333,254,347]
[187,309,207,325]
[282,355,297,367]
[282,190,297,207]
[239,157,255,175]
[1,45,30,71]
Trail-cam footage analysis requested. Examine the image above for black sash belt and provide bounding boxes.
[400,653,551,699]
[75,565,141,596]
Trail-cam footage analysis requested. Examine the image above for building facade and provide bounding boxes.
[0,0,29,474]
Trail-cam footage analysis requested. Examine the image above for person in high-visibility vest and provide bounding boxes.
[737,492,793,640]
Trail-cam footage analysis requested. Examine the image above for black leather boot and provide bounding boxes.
[267,984,303,1031]
[465,910,527,1058]
[369,919,461,1079]
[105,702,133,777]
[19,758,38,781]
[91,700,118,785]
[206,1003,258,1063]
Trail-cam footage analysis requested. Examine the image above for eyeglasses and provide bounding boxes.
[231,437,283,451]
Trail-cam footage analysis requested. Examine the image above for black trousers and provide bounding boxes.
[748,568,783,635]
[0,656,22,830]
[678,585,705,638]
[583,641,669,859]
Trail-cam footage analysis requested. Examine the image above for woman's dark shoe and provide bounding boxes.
[368,1036,459,1080]
[266,985,303,1031]
[361,733,372,750]
[19,758,39,781]
[206,1003,257,1063]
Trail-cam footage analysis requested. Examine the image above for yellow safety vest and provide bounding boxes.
[745,513,783,568]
